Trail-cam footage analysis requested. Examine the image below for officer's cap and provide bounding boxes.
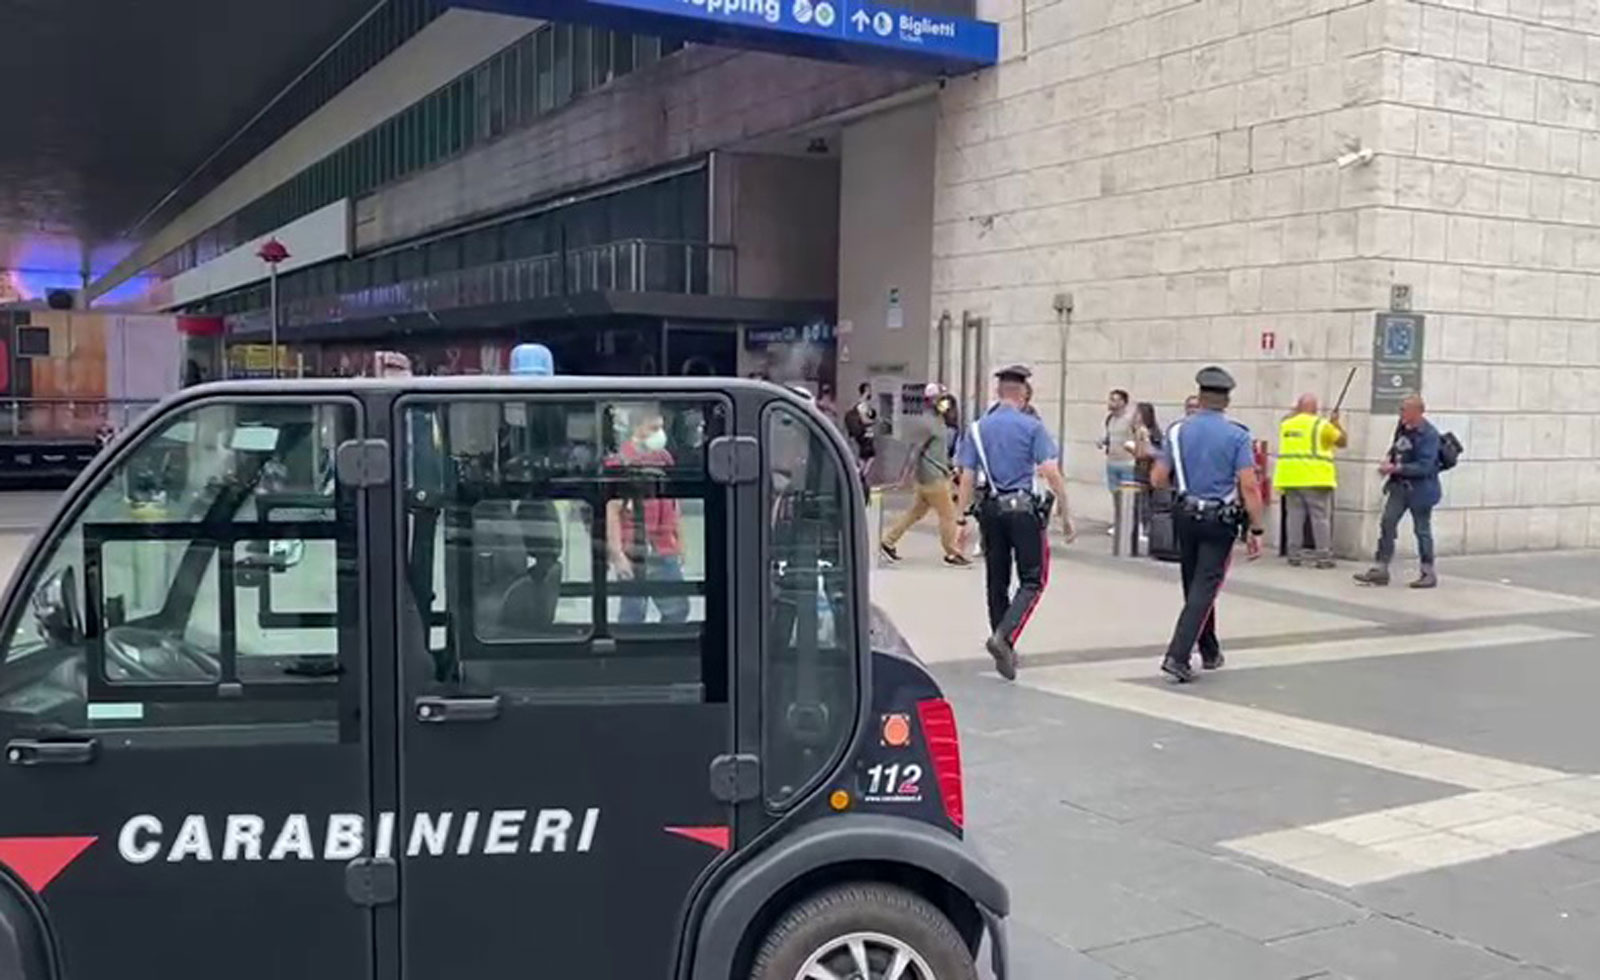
[995,364,1032,382]
[1195,364,1235,393]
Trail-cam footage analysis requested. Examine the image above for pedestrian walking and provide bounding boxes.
[954,365,1075,681]
[1099,388,1138,534]
[842,382,879,500]
[1354,395,1442,589]
[1151,366,1267,683]
[1183,395,1200,417]
[1132,401,1163,536]
[606,403,692,624]
[1273,393,1348,568]
[881,385,970,567]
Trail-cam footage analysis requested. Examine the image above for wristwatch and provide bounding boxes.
[957,517,969,526]
[1249,526,1265,536]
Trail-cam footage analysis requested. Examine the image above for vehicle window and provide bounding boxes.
[763,403,857,808]
[402,397,727,703]
[0,400,360,741]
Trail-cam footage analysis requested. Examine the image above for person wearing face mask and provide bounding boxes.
[605,403,691,624]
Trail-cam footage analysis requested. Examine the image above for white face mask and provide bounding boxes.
[639,429,668,452]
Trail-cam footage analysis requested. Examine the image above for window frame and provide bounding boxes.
[0,393,368,740]
[394,392,732,702]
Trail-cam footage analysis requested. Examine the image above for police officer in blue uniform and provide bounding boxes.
[955,365,1074,681]
[1151,366,1266,683]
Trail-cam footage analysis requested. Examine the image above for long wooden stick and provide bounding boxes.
[1332,366,1358,414]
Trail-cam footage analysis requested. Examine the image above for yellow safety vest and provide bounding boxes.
[1274,413,1338,488]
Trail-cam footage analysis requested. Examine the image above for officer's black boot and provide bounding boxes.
[1160,657,1196,683]
[985,633,1018,681]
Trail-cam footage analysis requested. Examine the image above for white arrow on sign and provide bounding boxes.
[850,9,870,30]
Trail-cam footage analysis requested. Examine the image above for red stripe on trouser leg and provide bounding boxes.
[1009,528,1051,645]
[1196,549,1234,655]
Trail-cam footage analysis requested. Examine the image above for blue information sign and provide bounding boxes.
[453,0,997,73]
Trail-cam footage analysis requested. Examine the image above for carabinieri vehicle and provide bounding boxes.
[0,376,1008,980]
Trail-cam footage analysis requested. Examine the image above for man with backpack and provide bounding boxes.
[880,384,970,567]
[842,382,878,498]
[1354,395,1458,589]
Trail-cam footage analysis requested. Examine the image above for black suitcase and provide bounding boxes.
[1146,489,1179,562]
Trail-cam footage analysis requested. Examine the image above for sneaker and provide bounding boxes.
[1410,568,1438,589]
[1160,657,1196,683]
[1314,559,1337,569]
[879,542,902,563]
[943,554,973,568]
[1353,566,1390,586]
[985,633,1018,681]
[1287,556,1304,567]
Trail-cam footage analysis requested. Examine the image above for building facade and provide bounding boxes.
[96,0,1600,554]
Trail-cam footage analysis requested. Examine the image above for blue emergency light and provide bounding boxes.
[510,343,555,376]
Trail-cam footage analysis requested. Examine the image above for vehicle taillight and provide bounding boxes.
[915,697,964,829]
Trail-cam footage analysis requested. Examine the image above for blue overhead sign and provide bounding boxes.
[452,0,998,73]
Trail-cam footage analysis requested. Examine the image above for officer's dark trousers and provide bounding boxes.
[979,508,1048,645]
[1163,509,1235,666]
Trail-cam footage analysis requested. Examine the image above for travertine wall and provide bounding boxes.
[931,0,1600,553]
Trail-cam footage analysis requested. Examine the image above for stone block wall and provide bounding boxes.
[931,0,1600,553]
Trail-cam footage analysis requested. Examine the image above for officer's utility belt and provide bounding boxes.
[981,488,1044,518]
[1177,494,1245,526]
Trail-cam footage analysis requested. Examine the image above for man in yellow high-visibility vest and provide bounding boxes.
[1274,393,1348,567]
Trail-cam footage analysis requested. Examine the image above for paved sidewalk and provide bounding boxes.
[875,526,1600,979]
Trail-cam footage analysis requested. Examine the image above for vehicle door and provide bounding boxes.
[389,390,741,977]
[736,395,864,840]
[0,392,374,980]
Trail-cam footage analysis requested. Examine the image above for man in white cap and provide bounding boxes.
[880,383,970,567]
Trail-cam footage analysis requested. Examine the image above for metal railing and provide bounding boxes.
[270,239,738,330]
[0,398,161,440]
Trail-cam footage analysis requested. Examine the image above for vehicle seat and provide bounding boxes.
[472,500,563,641]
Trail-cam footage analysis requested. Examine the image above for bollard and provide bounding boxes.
[869,488,886,567]
[1113,481,1143,557]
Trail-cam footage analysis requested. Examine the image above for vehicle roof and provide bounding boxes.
[181,376,806,399]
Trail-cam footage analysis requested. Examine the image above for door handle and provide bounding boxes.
[415,694,501,724]
[6,738,98,767]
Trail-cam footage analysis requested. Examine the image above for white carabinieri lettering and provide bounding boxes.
[116,809,601,863]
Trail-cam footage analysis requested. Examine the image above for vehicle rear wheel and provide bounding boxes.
[750,883,977,980]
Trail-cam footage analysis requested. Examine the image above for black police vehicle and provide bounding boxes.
[0,376,1008,980]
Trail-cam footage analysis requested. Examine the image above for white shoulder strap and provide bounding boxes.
[968,421,994,486]
[1167,421,1188,494]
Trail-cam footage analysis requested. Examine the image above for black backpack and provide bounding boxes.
[1438,431,1463,471]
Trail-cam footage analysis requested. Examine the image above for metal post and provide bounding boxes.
[268,264,280,380]
[1055,313,1070,470]
[936,311,950,390]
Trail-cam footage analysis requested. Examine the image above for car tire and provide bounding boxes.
[749,883,977,980]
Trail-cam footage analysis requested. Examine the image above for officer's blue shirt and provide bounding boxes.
[956,404,1056,492]
[1160,409,1253,500]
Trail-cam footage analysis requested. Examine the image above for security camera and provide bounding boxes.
[1336,147,1376,169]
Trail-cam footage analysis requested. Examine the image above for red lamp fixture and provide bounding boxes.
[257,238,290,265]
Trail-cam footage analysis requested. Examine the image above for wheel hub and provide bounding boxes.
[793,930,937,980]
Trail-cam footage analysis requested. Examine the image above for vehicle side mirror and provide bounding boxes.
[31,567,83,646]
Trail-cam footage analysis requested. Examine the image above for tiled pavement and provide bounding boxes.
[874,521,1600,979]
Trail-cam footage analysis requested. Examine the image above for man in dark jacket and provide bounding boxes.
[1355,395,1442,588]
